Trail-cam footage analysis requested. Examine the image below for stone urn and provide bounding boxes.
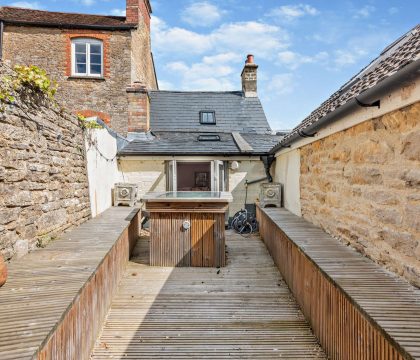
[0,255,7,287]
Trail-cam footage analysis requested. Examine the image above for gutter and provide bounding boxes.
[0,20,136,31]
[271,58,420,153]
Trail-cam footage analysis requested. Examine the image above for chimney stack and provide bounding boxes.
[126,0,152,30]
[126,82,150,133]
[241,54,258,98]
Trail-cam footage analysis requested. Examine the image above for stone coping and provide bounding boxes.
[258,206,420,360]
[0,206,140,360]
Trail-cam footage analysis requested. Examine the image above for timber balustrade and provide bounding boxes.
[257,206,420,360]
[0,207,140,360]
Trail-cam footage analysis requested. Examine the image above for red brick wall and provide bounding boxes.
[76,110,111,124]
[126,0,151,30]
[64,31,111,78]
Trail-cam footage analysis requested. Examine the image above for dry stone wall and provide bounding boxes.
[0,68,91,261]
[300,101,420,287]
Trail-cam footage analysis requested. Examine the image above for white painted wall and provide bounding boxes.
[85,128,119,218]
[274,150,302,216]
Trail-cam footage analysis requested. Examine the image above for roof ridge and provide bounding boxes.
[0,6,126,19]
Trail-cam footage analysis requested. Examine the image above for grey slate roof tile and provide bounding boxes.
[149,91,272,135]
[118,131,283,156]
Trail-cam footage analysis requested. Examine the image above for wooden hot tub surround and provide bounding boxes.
[144,192,233,267]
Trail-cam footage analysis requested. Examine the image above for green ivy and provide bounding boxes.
[0,64,58,111]
[77,114,104,130]
[13,65,58,99]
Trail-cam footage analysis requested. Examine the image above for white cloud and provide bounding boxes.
[268,4,319,21]
[81,0,95,5]
[277,50,328,69]
[211,22,289,57]
[152,16,213,54]
[334,49,367,66]
[266,74,294,95]
[354,5,375,19]
[158,80,175,90]
[10,1,42,9]
[165,54,238,91]
[181,1,223,27]
[152,16,288,58]
[110,8,126,16]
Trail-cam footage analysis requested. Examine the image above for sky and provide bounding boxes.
[3,1,419,130]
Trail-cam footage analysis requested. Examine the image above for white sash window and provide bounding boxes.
[71,38,103,77]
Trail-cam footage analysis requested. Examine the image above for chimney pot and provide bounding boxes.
[246,54,254,64]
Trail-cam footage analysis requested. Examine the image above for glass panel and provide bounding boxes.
[201,112,215,124]
[76,63,87,74]
[90,44,102,54]
[157,192,221,199]
[90,64,102,75]
[90,54,102,65]
[75,43,86,54]
[76,53,86,64]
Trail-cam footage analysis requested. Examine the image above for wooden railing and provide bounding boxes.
[257,206,420,360]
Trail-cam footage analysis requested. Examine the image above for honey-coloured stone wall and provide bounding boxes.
[300,102,420,287]
[0,66,91,261]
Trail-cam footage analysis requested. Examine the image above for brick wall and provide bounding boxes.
[2,24,156,135]
[0,66,91,261]
[300,101,420,287]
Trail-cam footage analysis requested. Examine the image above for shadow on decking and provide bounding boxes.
[91,231,326,359]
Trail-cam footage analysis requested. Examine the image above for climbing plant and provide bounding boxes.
[0,64,58,111]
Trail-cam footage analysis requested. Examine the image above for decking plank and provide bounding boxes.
[0,207,139,360]
[91,231,326,359]
[259,207,420,360]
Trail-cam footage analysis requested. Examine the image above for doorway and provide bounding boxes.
[166,160,228,192]
[177,162,211,191]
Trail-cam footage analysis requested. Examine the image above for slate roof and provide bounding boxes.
[119,131,283,156]
[149,91,272,135]
[272,24,420,151]
[0,7,135,30]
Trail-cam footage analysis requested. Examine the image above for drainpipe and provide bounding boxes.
[271,58,420,153]
[260,155,275,183]
[0,21,4,60]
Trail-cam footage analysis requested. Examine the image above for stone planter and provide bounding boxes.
[0,255,7,287]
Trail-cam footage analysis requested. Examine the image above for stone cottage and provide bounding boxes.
[118,56,283,217]
[0,0,158,135]
[272,25,420,287]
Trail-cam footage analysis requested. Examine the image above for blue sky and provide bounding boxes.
[3,1,419,130]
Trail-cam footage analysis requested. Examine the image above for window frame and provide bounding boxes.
[199,110,216,125]
[71,38,104,78]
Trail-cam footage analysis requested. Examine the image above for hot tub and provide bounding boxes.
[143,192,233,267]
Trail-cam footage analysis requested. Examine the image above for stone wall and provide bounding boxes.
[0,69,91,261]
[2,24,157,135]
[300,101,420,287]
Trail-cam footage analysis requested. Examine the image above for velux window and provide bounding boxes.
[200,111,216,125]
[72,38,103,77]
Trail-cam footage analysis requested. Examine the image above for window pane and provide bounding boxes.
[90,64,102,75]
[201,112,215,124]
[90,54,102,65]
[90,44,101,54]
[76,63,87,74]
[76,53,86,64]
[75,43,86,54]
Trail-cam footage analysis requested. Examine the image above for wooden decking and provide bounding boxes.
[91,231,326,359]
[258,207,420,360]
[0,207,140,360]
